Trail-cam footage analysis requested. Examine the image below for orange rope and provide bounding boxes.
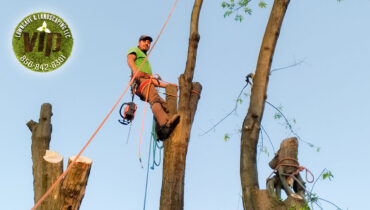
[138,77,153,167]
[31,0,179,209]
[267,158,314,183]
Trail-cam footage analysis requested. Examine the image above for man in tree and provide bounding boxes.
[127,35,180,139]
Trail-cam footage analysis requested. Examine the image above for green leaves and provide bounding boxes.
[235,14,244,22]
[258,1,267,8]
[323,170,334,181]
[224,133,230,141]
[308,193,318,202]
[222,0,262,22]
[273,113,282,119]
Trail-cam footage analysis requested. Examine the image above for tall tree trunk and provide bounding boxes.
[27,103,53,206]
[160,0,203,209]
[240,0,290,209]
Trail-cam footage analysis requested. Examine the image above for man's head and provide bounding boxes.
[138,35,153,53]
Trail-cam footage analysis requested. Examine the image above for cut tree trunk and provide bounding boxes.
[159,0,203,209]
[42,150,63,210]
[28,103,92,210]
[268,138,306,203]
[60,156,92,210]
[240,0,290,209]
[27,103,53,205]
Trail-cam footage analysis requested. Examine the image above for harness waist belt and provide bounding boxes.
[132,72,151,79]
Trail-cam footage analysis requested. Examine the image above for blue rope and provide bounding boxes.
[143,118,164,210]
[151,125,164,169]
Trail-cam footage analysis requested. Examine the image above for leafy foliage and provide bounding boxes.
[322,170,334,181]
[221,0,267,22]
[258,1,267,8]
[224,133,230,141]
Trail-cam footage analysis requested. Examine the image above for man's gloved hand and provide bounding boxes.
[156,74,162,81]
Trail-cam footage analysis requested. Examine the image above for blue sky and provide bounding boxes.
[1,0,369,209]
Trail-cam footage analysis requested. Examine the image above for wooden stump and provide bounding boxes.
[42,150,63,210]
[28,103,93,210]
[266,137,306,209]
[60,156,92,210]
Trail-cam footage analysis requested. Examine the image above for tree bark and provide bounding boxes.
[42,150,63,210]
[28,103,92,210]
[160,0,203,209]
[240,0,290,209]
[27,103,53,205]
[60,156,92,210]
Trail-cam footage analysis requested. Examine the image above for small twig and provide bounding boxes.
[261,124,275,154]
[280,172,342,210]
[314,202,324,210]
[265,100,315,148]
[270,58,306,74]
[317,198,343,210]
[199,82,249,136]
[310,168,328,197]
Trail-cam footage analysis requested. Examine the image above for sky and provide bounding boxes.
[0,0,369,209]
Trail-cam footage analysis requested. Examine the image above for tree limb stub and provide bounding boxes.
[60,156,92,210]
[41,150,63,210]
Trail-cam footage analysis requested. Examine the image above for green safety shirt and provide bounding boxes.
[127,46,152,76]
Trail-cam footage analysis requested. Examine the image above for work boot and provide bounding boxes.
[155,121,170,141]
[166,113,180,130]
[155,114,180,141]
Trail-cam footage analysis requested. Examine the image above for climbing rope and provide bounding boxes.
[268,157,314,183]
[143,119,155,210]
[31,0,179,208]
[138,76,154,167]
[143,118,164,210]
[151,122,164,169]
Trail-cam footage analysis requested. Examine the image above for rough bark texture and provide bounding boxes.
[42,150,63,210]
[27,103,53,205]
[240,0,290,209]
[28,103,92,210]
[60,156,92,210]
[159,0,203,209]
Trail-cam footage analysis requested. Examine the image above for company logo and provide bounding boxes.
[12,12,73,72]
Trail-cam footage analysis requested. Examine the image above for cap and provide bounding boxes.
[139,35,153,42]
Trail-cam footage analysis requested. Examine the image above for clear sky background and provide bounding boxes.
[1,0,369,209]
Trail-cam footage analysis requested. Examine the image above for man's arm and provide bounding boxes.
[151,79,167,88]
[127,53,139,78]
[128,53,167,88]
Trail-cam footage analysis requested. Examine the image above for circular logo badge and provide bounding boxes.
[12,12,73,72]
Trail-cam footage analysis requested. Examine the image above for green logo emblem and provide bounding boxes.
[12,12,73,72]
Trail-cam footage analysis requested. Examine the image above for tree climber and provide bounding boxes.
[127,35,180,139]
